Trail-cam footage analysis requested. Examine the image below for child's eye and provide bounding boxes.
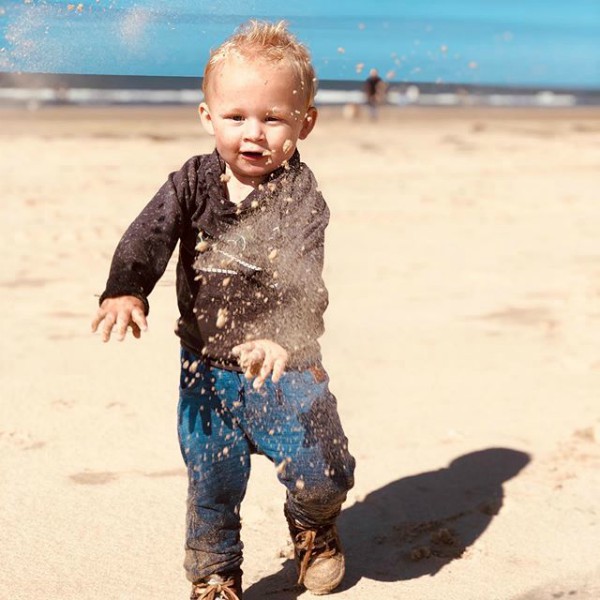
[266,116,280,122]
[228,115,244,122]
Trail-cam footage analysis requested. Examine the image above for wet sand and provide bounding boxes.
[1,104,600,599]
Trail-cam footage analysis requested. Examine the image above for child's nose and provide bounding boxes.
[243,119,265,141]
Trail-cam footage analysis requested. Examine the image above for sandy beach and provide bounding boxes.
[1,103,600,600]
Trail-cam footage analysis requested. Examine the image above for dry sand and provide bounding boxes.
[1,104,600,599]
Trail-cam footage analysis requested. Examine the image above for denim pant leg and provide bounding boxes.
[177,353,250,583]
[235,364,356,528]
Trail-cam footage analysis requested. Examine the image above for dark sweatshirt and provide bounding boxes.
[99,149,330,369]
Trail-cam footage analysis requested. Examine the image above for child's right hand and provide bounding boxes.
[91,296,148,342]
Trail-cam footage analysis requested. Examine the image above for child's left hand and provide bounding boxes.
[231,339,288,390]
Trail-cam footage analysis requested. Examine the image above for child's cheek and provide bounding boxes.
[280,138,295,159]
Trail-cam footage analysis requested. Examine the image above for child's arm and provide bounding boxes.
[91,295,148,342]
[232,172,330,371]
[232,339,288,390]
[94,156,200,341]
[263,185,330,359]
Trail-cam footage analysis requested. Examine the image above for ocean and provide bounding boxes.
[1,0,599,107]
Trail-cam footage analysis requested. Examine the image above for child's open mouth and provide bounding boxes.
[241,151,266,160]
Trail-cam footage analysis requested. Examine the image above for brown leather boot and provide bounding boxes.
[285,510,345,595]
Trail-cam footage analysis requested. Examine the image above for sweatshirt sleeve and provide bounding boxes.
[99,157,199,313]
[271,189,330,355]
[240,177,329,363]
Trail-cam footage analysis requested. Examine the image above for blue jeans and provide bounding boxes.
[177,348,355,583]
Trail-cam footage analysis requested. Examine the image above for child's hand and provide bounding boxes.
[91,296,148,342]
[231,340,288,390]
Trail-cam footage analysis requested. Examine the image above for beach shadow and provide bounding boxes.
[244,447,530,598]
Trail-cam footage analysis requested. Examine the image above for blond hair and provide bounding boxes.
[202,20,317,108]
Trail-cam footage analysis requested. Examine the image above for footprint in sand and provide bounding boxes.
[0,430,46,451]
[69,471,120,485]
[69,468,185,485]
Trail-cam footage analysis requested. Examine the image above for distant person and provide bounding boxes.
[90,19,355,600]
[364,68,387,119]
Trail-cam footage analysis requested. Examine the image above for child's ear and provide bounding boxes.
[299,106,318,140]
[198,102,215,136]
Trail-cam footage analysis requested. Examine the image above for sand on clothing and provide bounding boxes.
[1,104,600,600]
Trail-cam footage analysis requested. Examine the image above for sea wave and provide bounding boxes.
[0,82,590,108]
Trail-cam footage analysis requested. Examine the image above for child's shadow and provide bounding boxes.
[244,447,530,598]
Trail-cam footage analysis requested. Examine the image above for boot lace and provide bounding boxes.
[191,576,240,600]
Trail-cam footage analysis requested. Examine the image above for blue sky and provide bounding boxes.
[1,1,598,88]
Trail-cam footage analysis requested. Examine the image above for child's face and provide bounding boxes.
[199,54,317,187]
